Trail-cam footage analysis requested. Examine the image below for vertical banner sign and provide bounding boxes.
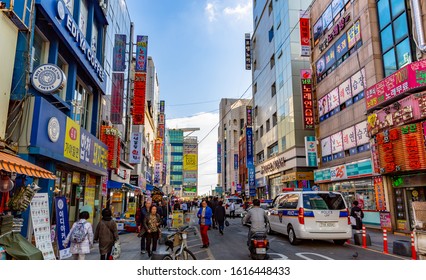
[130,132,142,164]
[154,162,162,184]
[248,165,256,196]
[246,106,253,127]
[305,136,318,167]
[64,117,81,162]
[133,73,146,125]
[301,69,314,129]
[234,154,239,170]
[135,35,148,72]
[55,197,71,260]
[31,193,55,260]
[300,11,311,57]
[111,73,124,124]
[246,127,254,167]
[217,143,222,173]
[160,100,165,113]
[245,33,251,70]
[154,138,162,161]
[113,34,126,71]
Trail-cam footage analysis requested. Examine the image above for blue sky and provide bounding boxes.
[126,0,253,195]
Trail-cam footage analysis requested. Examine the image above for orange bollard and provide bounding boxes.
[383,229,388,254]
[411,232,417,260]
[362,226,367,248]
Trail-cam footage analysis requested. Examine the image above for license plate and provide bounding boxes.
[256,248,266,254]
[319,222,336,227]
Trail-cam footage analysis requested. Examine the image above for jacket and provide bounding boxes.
[197,206,213,226]
[94,218,119,255]
[143,213,161,234]
[139,206,150,229]
[214,206,226,222]
[350,206,364,230]
[243,207,268,233]
[64,219,94,255]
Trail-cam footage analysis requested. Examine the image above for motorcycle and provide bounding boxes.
[248,231,269,260]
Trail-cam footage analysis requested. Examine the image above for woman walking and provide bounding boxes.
[94,208,119,260]
[197,200,212,248]
[214,201,226,235]
[63,211,94,260]
[143,205,162,257]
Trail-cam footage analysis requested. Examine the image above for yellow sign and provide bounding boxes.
[112,192,122,203]
[84,186,96,224]
[183,154,197,171]
[282,172,314,182]
[127,202,136,216]
[72,172,80,184]
[172,211,184,228]
[64,118,80,162]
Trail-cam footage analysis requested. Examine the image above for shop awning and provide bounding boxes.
[146,184,154,191]
[125,183,141,191]
[107,180,124,189]
[0,151,55,180]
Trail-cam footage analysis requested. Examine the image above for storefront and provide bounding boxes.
[314,159,382,227]
[107,161,134,218]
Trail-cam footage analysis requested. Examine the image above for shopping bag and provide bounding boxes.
[350,216,357,226]
[225,219,230,227]
[111,241,121,260]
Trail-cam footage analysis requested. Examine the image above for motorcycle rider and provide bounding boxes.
[242,199,268,246]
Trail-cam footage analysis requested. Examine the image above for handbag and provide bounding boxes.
[225,219,230,227]
[350,216,357,226]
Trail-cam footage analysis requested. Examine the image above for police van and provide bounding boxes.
[267,191,352,245]
[224,196,244,216]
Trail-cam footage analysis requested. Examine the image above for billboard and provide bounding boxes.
[245,33,251,70]
[301,69,314,129]
[183,154,198,171]
[132,73,146,125]
[135,35,148,72]
[300,11,310,57]
[111,73,124,124]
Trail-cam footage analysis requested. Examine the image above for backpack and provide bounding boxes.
[70,222,87,243]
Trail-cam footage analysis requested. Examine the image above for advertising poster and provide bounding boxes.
[351,68,366,96]
[380,212,392,231]
[342,126,357,150]
[322,5,333,30]
[328,87,340,111]
[111,72,124,124]
[331,0,344,18]
[325,44,336,70]
[135,35,148,72]
[183,154,198,171]
[234,154,238,170]
[84,185,96,224]
[55,197,71,259]
[217,143,222,173]
[245,33,251,70]
[335,33,348,61]
[246,127,254,167]
[313,17,323,45]
[338,78,352,104]
[133,73,146,125]
[331,131,344,153]
[130,132,142,164]
[31,193,55,260]
[374,177,387,211]
[355,121,369,145]
[64,117,80,162]
[321,136,332,156]
[299,11,311,57]
[316,56,326,76]
[330,165,347,181]
[305,136,318,167]
[318,94,329,117]
[113,34,126,72]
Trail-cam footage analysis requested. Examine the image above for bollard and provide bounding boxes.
[383,229,388,254]
[362,226,367,248]
[411,232,417,260]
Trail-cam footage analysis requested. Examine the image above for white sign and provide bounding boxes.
[338,78,352,104]
[47,117,60,143]
[342,126,357,150]
[355,120,369,145]
[331,131,343,153]
[328,88,340,110]
[130,132,142,164]
[31,64,66,94]
[351,68,366,96]
[321,136,332,156]
[30,193,56,260]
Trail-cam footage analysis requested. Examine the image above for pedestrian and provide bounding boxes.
[214,201,226,235]
[197,200,212,248]
[63,211,94,260]
[181,201,188,214]
[143,205,162,258]
[229,201,236,219]
[94,208,119,260]
[138,199,152,254]
[211,197,219,229]
[173,200,181,211]
[350,201,364,231]
[243,199,268,246]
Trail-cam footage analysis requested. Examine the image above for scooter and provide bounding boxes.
[248,231,269,260]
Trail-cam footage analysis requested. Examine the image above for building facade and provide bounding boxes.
[183,136,198,198]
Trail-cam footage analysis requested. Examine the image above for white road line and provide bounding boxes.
[267,253,289,260]
[295,252,334,260]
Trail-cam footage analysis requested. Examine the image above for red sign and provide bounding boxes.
[374,177,386,211]
[246,106,253,127]
[366,59,426,111]
[154,138,163,162]
[132,73,146,125]
[100,126,121,169]
[299,11,310,57]
[301,69,314,129]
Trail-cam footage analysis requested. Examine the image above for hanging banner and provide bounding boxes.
[305,136,318,167]
[246,106,253,127]
[55,196,72,260]
[331,131,344,154]
[299,11,311,57]
[246,127,254,167]
[31,193,55,260]
[130,132,142,164]
[374,177,387,211]
[113,34,126,72]
[133,73,146,125]
[245,33,251,70]
[111,72,124,124]
[234,154,239,170]
[217,143,222,173]
[301,69,314,129]
[154,162,162,185]
[160,100,165,113]
[135,35,148,72]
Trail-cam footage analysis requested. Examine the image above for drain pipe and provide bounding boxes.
[411,0,426,53]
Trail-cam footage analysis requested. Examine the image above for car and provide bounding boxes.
[267,191,352,245]
[241,203,270,226]
[224,196,244,217]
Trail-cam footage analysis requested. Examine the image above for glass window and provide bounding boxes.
[391,0,405,17]
[91,21,99,57]
[396,38,412,68]
[56,55,68,101]
[31,30,49,71]
[383,49,397,76]
[79,0,88,37]
[73,79,93,131]
[302,193,346,210]
[64,0,74,14]
[380,25,393,53]
[377,0,391,29]
[393,13,408,43]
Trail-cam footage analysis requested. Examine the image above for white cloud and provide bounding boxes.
[223,1,252,20]
[205,2,217,22]
[167,112,219,196]
[204,0,252,23]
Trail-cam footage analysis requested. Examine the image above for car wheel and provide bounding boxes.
[287,226,300,245]
[333,239,346,246]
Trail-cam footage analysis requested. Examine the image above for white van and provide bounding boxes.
[267,191,352,245]
[224,196,244,216]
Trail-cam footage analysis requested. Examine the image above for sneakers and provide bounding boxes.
[140,250,147,254]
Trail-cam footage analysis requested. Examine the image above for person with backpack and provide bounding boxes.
[94,208,119,260]
[63,211,94,260]
[350,201,364,231]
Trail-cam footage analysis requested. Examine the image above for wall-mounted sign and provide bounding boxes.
[315,159,372,183]
[246,106,253,127]
[135,35,148,72]
[300,11,311,57]
[132,73,146,125]
[130,132,142,164]
[245,33,251,70]
[260,156,285,175]
[319,14,350,53]
[31,64,66,94]
[47,117,60,143]
[301,69,314,129]
[217,143,222,173]
[305,136,318,167]
[331,131,343,153]
[160,100,165,113]
[246,127,254,167]
[111,73,124,124]
[113,34,126,72]
[321,136,332,156]
[342,126,357,150]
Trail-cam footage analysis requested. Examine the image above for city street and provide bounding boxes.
[85,212,410,261]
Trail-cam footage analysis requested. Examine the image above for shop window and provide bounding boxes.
[79,0,89,38]
[256,151,264,163]
[260,125,264,138]
[333,179,377,211]
[56,54,69,101]
[31,29,49,72]
[376,0,412,77]
[73,79,93,131]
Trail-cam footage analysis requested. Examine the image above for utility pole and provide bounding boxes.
[124,22,134,162]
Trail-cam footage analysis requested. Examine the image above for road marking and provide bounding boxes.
[345,243,409,260]
[187,244,203,249]
[267,253,289,260]
[194,226,215,260]
[295,252,334,260]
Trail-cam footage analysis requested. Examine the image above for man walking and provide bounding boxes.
[229,201,236,219]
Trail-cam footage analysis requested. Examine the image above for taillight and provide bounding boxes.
[253,240,267,248]
[346,208,351,225]
[298,207,305,225]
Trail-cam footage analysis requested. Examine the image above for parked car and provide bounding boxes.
[224,196,244,216]
[241,203,270,226]
[267,191,352,245]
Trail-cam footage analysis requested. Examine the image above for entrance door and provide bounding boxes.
[406,187,426,230]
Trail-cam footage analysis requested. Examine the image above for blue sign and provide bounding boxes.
[248,165,255,188]
[36,0,106,92]
[30,97,108,175]
[113,34,127,71]
[135,36,148,72]
[234,154,238,170]
[217,143,222,173]
[55,197,71,259]
[335,33,348,61]
[246,127,254,167]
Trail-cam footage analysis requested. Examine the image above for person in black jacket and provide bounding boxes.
[350,201,364,231]
[138,200,152,254]
[214,201,226,235]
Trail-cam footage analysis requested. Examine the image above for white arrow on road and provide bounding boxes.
[267,253,289,260]
[295,252,334,260]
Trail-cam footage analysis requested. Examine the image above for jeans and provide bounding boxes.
[217,220,224,232]
[230,210,235,219]
[140,233,146,251]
